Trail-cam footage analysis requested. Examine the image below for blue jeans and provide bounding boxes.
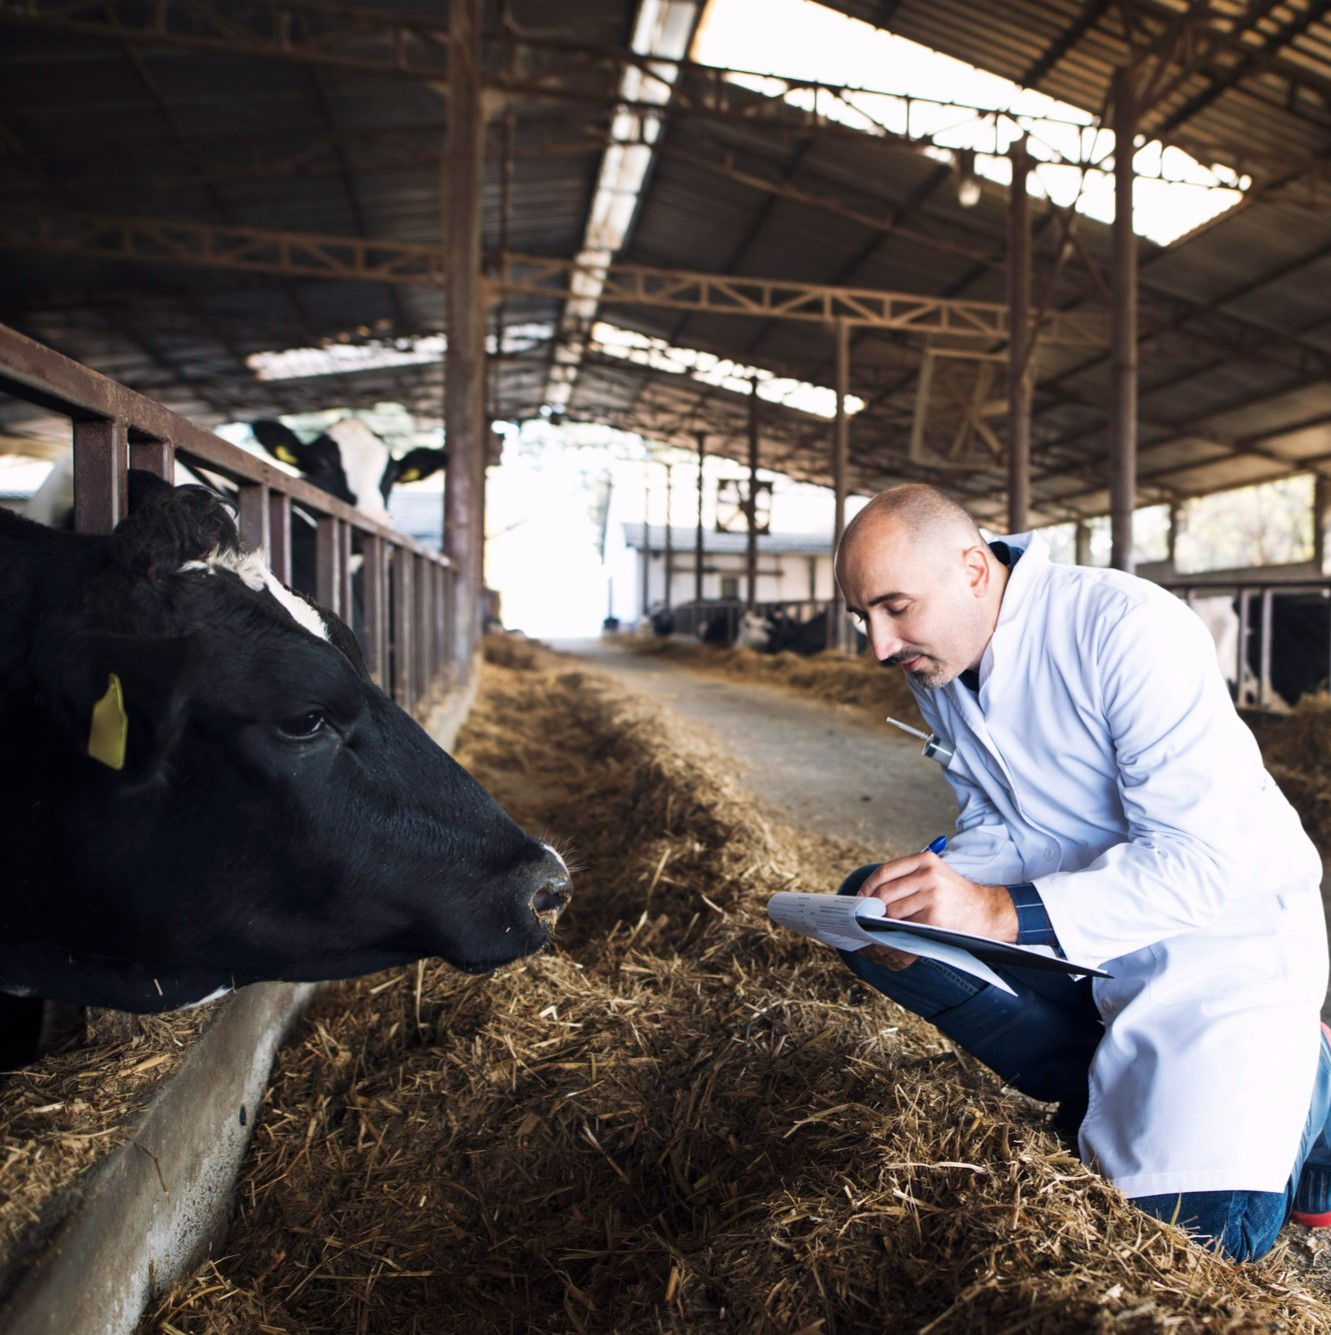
[836,864,1330,1262]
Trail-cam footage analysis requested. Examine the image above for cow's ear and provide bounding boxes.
[251,419,306,467]
[34,632,201,781]
[388,447,448,487]
[111,473,242,576]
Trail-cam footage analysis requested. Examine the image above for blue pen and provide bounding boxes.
[922,836,948,855]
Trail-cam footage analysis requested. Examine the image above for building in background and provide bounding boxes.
[609,522,835,626]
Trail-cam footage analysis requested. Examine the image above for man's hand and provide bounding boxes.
[856,851,1017,970]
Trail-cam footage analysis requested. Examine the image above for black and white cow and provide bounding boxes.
[1243,591,1331,708]
[251,419,447,526]
[24,417,445,536]
[1,473,569,1031]
[1190,591,1330,709]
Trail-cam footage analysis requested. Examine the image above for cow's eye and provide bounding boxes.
[276,711,327,740]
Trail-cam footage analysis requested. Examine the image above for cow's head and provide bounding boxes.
[251,419,448,525]
[6,474,567,1012]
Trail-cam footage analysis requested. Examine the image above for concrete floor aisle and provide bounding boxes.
[552,637,1331,1021]
[553,637,957,859]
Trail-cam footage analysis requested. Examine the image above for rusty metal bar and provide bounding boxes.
[443,567,456,686]
[747,379,759,611]
[315,517,343,619]
[362,534,388,685]
[392,545,415,708]
[338,519,353,625]
[1110,67,1138,575]
[694,432,705,613]
[1007,137,1032,534]
[72,418,129,535]
[663,464,673,613]
[268,491,292,584]
[426,559,441,692]
[832,318,849,651]
[641,470,651,619]
[237,482,270,555]
[129,438,172,480]
[444,0,486,680]
[1259,588,1274,710]
[413,553,430,710]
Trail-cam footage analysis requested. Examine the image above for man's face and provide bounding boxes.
[837,517,990,689]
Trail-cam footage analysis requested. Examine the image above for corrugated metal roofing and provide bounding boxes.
[1,0,1330,528]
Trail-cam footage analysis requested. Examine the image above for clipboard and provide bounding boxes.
[855,915,1111,978]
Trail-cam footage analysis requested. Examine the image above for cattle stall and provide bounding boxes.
[0,322,476,1333]
[0,322,456,715]
[1167,576,1331,711]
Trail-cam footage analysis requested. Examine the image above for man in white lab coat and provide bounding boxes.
[834,483,1331,1261]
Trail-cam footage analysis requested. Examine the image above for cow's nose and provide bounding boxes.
[531,872,572,918]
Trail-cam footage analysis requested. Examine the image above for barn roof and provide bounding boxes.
[3,0,1331,527]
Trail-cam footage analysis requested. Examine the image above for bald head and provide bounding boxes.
[839,484,984,567]
[837,485,1006,689]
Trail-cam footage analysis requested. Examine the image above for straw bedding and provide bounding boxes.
[1246,697,1331,855]
[141,643,1331,1332]
[0,1008,211,1298]
[624,637,926,723]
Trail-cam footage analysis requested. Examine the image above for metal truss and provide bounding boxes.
[0,0,449,79]
[493,254,1109,345]
[0,205,1113,344]
[1124,0,1331,135]
[0,205,447,285]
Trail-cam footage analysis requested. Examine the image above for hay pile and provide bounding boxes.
[1246,696,1331,855]
[626,637,923,723]
[0,1009,211,1297]
[146,648,1331,1333]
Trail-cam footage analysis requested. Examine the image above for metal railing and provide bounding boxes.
[1163,576,1331,711]
[0,321,454,718]
[659,596,847,650]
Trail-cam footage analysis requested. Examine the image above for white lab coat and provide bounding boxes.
[909,534,1327,1197]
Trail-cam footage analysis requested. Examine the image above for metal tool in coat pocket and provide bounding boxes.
[884,716,955,767]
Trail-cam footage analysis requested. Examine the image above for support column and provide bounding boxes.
[641,468,651,620]
[1007,136,1032,534]
[747,378,759,610]
[832,319,850,651]
[1166,500,1183,576]
[1315,474,1331,575]
[664,463,674,612]
[694,432,705,615]
[1074,521,1092,566]
[444,0,486,679]
[1110,66,1138,574]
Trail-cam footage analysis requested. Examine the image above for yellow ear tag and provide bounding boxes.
[398,467,420,483]
[275,445,299,464]
[88,673,128,771]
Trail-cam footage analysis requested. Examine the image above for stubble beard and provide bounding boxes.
[885,651,953,690]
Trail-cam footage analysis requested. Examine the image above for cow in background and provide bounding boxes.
[1244,592,1331,708]
[251,419,447,525]
[735,610,774,650]
[1,474,569,1060]
[1189,592,1330,710]
[21,416,446,539]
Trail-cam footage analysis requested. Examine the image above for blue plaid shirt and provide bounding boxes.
[1006,881,1059,948]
